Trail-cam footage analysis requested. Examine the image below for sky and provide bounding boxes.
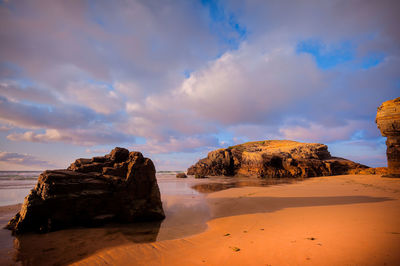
[0,0,399,171]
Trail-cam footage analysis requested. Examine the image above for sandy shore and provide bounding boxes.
[0,204,20,266]
[73,174,400,266]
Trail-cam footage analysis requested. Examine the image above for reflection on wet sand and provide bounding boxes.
[13,221,162,265]
[191,177,300,193]
[6,175,212,265]
[10,194,211,265]
[4,175,300,265]
[157,194,210,241]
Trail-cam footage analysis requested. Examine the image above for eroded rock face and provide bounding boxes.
[376,97,400,177]
[187,140,368,178]
[6,147,165,234]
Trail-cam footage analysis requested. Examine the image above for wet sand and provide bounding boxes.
[1,175,399,265]
[73,175,400,266]
[0,204,20,266]
[0,192,210,265]
[0,175,295,265]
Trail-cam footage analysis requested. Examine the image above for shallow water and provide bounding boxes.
[0,171,39,207]
[191,176,298,193]
[0,173,299,265]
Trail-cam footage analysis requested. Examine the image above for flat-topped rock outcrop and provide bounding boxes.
[376,97,400,177]
[187,140,368,178]
[6,147,165,234]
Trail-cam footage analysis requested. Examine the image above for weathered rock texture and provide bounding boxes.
[7,148,165,234]
[187,140,368,178]
[376,97,400,177]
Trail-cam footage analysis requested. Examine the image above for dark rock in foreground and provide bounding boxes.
[6,147,165,234]
[187,140,368,178]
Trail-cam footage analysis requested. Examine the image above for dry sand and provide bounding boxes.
[73,175,400,266]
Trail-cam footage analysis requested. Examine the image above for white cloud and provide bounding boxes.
[177,41,323,124]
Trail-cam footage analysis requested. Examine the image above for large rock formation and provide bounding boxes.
[6,148,165,234]
[376,97,400,177]
[187,140,368,178]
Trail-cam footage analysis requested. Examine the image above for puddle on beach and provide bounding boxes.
[0,174,299,265]
[191,177,298,193]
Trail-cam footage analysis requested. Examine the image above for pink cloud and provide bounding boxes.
[0,151,55,168]
[279,120,376,143]
[131,135,219,155]
[7,128,134,146]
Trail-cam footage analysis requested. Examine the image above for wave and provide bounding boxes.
[0,171,41,180]
[157,171,184,175]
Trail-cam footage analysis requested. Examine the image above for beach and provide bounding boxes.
[1,174,399,265]
[0,173,294,265]
[1,1,399,265]
[73,174,400,266]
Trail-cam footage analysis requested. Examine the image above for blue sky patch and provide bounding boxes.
[360,52,385,69]
[296,40,355,69]
[201,0,247,50]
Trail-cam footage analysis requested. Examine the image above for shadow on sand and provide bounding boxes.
[208,195,393,218]
[7,192,393,265]
[8,193,211,266]
[11,220,162,266]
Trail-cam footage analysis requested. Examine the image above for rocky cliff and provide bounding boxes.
[187,140,368,178]
[376,97,400,177]
[6,147,165,234]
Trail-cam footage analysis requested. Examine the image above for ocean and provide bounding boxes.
[0,171,205,207]
[0,171,40,206]
[0,170,297,207]
[0,171,298,265]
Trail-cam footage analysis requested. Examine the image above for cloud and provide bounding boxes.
[177,40,323,124]
[0,151,55,167]
[64,81,124,115]
[0,0,398,167]
[0,124,12,132]
[0,81,59,104]
[224,0,400,51]
[328,139,387,167]
[117,38,323,145]
[131,135,219,154]
[7,128,134,146]
[279,120,379,143]
[85,148,110,155]
[0,84,134,147]
[0,0,228,91]
[0,96,101,130]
